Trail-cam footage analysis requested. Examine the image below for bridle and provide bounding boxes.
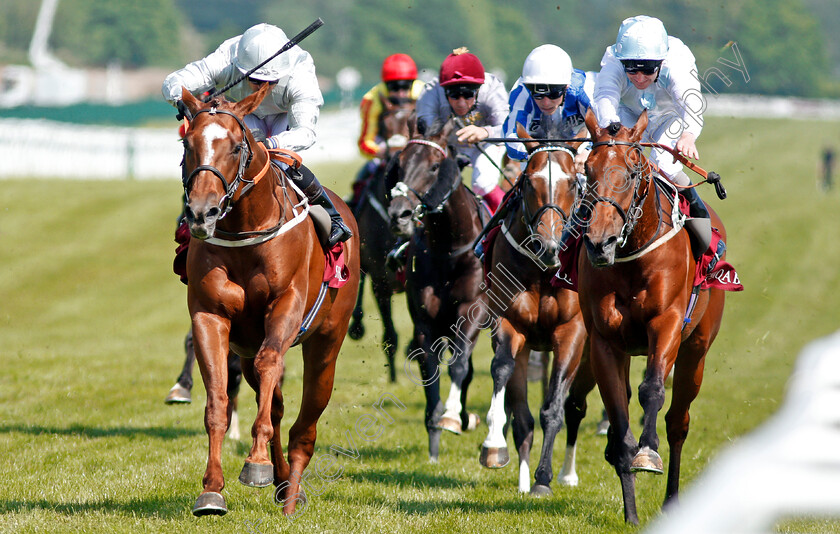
[389,138,460,221]
[181,106,255,219]
[519,143,579,237]
[586,139,653,249]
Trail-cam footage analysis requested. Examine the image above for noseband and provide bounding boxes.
[586,139,651,247]
[520,144,578,235]
[182,106,255,219]
[389,138,457,221]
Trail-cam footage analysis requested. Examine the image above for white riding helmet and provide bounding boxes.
[521,45,573,86]
[613,15,669,61]
[234,23,292,81]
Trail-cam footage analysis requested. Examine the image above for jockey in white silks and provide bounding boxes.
[162,22,352,247]
[592,15,723,263]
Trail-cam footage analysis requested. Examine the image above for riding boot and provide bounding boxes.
[297,165,353,248]
[472,192,514,259]
[682,186,712,258]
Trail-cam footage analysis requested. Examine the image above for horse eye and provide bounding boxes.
[232,144,242,155]
[430,163,440,173]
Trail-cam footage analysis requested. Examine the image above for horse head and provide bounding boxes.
[378,92,415,157]
[515,120,582,266]
[178,83,271,240]
[386,119,459,238]
[581,108,651,267]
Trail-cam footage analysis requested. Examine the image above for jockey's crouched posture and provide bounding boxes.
[566,15,724,268]
[162,23,352,247]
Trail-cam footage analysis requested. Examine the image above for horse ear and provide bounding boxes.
[234,82,271,117]
[516,122,538,153]
[181,87,202,115]
[584,108,600,138]
[629,110,648,142]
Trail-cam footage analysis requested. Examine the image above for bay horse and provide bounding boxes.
[348,95,415,382]
[387,119,488,462]
[178,84,359,516]
[574,109,726,524]
[479,122,588,497]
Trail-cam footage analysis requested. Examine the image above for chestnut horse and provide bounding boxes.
[387,119,487,462]
[479,123,588,497]
[348,95,415,382]
[178,85,359,516]
[573,109,725,524]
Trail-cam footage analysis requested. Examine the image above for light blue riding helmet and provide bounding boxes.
[613,15,669,61]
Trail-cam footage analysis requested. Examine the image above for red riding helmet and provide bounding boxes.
[381,53,418,82]
[439,47,485,86]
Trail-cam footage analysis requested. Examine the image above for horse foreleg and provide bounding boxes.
[225,354,242,441]
[165,330,196,404]
[438,314,481,435]
[278,332,340,516]
[560,341,595,487]
[480,320,525,469]
[532,321,586,495]
[191,314,232,516]
[242,321,293,489]
[591,335,639,524]
[509,346,534,493]
[348,271,366,340]
[413,331,445,462]
[634,313,683,475]
[371,276,398,383]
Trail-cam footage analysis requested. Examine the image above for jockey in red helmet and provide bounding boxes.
[415,48,509,213]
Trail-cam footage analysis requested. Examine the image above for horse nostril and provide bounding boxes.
[206,206,221,220]
[399,209,412,221]
[184,206,196,222]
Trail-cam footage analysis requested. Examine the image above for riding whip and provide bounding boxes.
[452,117,514,188]
[484,137,727,200]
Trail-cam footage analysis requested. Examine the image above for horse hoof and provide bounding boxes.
[192,492,227,516]
[630,447,664,474]
[530,484,553,497]
[465,413,480,432]
[348,321,364,340]
[239,462,274,487]
[164,384,191,404]
[558,473,579,487]
[595,419,609,436]
[479,446,510,469]
[436,416,462,435]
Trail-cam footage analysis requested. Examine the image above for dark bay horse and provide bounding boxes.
[479,124,588,496]
[573,109,726,524]
[387,119,488,462]
[178,85,359,516]
[348,95,415,382]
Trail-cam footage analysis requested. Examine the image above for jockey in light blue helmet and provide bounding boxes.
[590,15,725,267]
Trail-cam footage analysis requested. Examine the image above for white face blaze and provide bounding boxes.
[532,159,571,191]
[199,123,229,166]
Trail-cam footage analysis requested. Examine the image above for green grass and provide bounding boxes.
[1,116,840,533]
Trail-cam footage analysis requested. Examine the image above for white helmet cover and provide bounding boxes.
[521,44,573,85]
[234,23,292,81]
[613,15,669,61]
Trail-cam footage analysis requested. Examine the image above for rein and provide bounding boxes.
[182,107,310,247]
[390,138,457,219]
[587,139,685,260]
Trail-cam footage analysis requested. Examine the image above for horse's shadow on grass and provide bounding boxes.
[0,496,192,519]
[0,424,202,439]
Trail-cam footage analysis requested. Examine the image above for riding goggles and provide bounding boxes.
[525,83,567,100]
[621,59,663,75]
[248,76,279,85]
[444,85,479,100]
[386,79,413,92]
